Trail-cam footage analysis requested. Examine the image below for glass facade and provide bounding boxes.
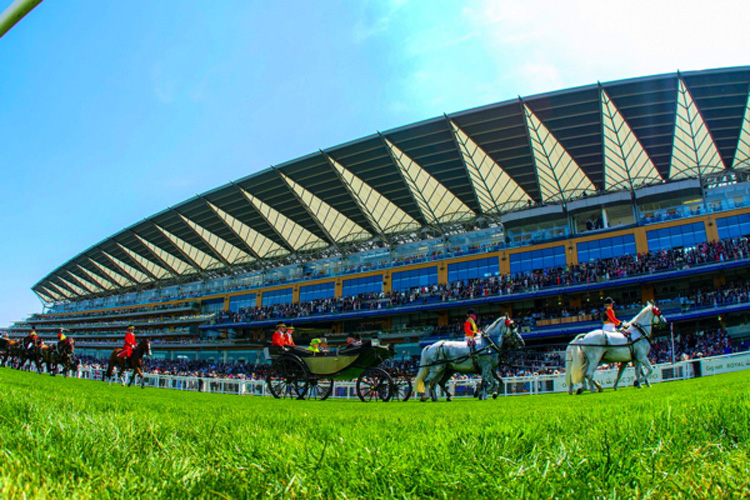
[392,267,438,291]
[646,222,706,252]
[716,213,750,240]
[577,235,637,262]
[343,275,382,297]
[229,293,256,312]
[510,246,566,275]
[300,282,336,302]
[261,288,293,306]
[201,298,224,314]
[448,257,499,283]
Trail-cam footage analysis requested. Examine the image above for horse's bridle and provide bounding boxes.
[485,317,520,354]
[629,307,664,346]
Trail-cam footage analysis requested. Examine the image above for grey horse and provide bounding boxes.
[565,302,667,394]
[415,315,525,401]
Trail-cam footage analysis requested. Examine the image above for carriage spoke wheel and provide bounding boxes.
[391,376,413,402]
[267,357,309,400]
[306,377,334,401]
[356,367,393,402]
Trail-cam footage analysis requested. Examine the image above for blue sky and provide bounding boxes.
[1,0,749,326]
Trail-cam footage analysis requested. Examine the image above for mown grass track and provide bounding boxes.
[0,368,748,499]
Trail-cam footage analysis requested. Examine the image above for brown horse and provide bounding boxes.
[0,338,18,367]
[40,340,78,377]
[40,345,58,375]
[15,342,43,373]
[105,339,151,388]
[56,339,79,377]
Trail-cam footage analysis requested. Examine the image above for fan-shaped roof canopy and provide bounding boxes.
[34,67,750,303]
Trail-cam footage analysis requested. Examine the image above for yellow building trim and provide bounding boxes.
[43,206,750,318]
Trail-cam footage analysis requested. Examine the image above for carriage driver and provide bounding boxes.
[464,309,479,353]
[272,323,289,349]
[284,325,296,347]
[603,297,629,336]
[271,323,294,350]
[117,325,137,363]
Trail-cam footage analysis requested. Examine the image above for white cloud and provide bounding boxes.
[386,0,750,120]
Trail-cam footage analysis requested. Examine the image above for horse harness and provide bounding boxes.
[419,333,506,370]
[574,321,652,361]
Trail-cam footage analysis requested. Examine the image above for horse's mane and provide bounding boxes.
[630,303,655,325]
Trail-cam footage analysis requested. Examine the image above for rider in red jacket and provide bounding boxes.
[603,297,629,337]
[118,325,136,359]
[464,309,479,353]
[272,323,287,348]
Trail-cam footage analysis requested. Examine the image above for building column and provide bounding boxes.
[641,284,655,303]
[634,227,649,254]
[565,240,577,266]
[437,262,448,285]
[713,273,726,288]
[705,218,719,242]
[383,272,392,294]
[437,311,449,327]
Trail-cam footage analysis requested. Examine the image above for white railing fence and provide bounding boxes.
[62,351,750,400]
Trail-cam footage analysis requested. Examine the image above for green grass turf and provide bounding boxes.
[0,368,748,499]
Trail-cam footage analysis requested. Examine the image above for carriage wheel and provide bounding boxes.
[267,357,309,399]
[356,367,393,402]
[391,376,413,402]
[305,377,334,401]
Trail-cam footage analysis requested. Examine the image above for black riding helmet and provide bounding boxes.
[603,297,615,305]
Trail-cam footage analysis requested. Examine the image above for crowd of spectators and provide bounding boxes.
[77,355,266,379]
[649,328,733,364]
[214,237,750,326]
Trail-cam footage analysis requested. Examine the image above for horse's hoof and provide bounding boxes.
[576,388,584,395]
[446,396,452,402]
[492,392,499,399]
[598,387,603,393]
[420,396,429,402]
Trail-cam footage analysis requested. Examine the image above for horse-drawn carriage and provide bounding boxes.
[266,340,412,402]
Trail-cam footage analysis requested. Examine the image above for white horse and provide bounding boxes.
[565,302,666,394]
[415,315,525,401]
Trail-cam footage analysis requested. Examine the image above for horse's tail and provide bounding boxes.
[565,334,587,385]
[414,346,432,394]
[105,350,117,379]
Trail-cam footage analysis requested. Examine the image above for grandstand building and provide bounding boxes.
[10,66,750,364]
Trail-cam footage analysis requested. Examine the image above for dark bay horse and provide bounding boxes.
[16,343,43,373]
[0,338,18,367]
[40,345,58,375]
[41,340,79,377]
[56,339,79,377]
[105,339,151,388]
